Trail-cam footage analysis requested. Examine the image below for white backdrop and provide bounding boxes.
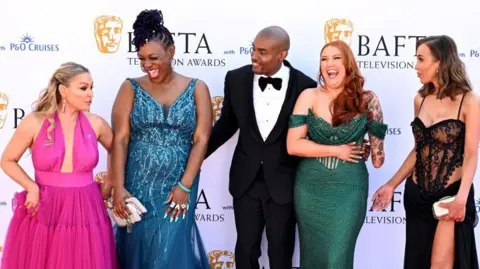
[0,0,479,268]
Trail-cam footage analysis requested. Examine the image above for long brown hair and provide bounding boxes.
[416,35,472,99]
[318,40,369,126]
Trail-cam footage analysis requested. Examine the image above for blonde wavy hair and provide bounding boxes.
[33,62,90,144]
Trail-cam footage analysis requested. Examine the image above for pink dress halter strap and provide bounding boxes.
[31,111,99,187]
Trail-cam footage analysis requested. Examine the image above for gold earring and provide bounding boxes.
[62,100,66,113]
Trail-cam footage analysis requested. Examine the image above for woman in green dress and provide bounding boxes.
[286,40,388,268]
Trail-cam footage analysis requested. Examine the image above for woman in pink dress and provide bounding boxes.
[0,62,118,269]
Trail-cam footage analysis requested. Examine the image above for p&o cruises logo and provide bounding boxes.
[9,33,60,52]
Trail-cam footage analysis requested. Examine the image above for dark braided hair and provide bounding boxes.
[132,9,174,50]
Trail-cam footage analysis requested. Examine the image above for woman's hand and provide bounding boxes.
[113,187,132,220]
[371,183,395,211]
[438,198,466,222]
[25,183,40,216]
[164,185,189,222]
[333,142,364,163]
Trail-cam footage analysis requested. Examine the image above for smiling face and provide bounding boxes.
[415,43,440,85]
[251,34,287,76]
[320,45,346,89]
[138,40,174,82]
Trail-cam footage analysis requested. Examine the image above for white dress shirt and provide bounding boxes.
[253,63,290,141]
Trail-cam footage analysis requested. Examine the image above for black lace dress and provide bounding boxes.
[403,94,478,269]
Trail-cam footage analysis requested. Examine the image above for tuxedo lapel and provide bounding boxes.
[265,61,297,144]
[245,69,263,142]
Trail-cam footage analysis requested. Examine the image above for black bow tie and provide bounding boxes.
[259,76,282,91]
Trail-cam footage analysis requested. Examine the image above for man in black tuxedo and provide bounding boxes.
[205,26,317,269]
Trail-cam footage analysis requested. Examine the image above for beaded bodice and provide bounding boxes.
[411,94,467,192]
[124,78,197,218]
[289,109,387,170]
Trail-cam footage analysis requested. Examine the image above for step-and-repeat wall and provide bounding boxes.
[0,0,479,268]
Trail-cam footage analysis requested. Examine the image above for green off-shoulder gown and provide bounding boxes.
[289,109,387,269]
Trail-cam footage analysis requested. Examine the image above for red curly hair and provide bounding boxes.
[318,40,370,126]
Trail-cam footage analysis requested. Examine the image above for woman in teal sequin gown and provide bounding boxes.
[110,10,212,268]
[287,41,388,269]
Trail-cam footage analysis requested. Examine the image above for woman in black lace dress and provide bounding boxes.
[372,35,479,269]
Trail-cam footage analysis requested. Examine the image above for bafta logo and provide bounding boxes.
[94,15,124,53]
[324,18,354,45]
[211,96,224,124]
[0,92,8,129]
[208,250,235,269]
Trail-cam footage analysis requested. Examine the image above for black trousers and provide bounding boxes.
[233,167,296,269]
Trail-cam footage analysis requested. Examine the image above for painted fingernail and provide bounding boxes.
[170,217,173,223]
[183,214,185,220]
[164,213,167,219]
[175,216,178,222]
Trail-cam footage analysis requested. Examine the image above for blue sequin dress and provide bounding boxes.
[115,78,210,269]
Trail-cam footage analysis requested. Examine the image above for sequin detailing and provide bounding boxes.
[289,109,386,171]
[288,109,387,268]
[125,78,197,218]
[116,78,211,268]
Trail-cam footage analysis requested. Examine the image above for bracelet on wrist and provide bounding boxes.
[178,182,191,193]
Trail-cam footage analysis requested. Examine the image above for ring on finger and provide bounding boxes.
[169,201,176,208]
[175,204,180,210]
[181,204,187,210]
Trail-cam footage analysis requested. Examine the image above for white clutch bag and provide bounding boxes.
[106,197,147,227]
[432,196,455,218]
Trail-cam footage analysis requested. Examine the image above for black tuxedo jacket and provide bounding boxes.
[206,60,317,204]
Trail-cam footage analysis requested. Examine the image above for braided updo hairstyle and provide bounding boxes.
[132,9,174,50]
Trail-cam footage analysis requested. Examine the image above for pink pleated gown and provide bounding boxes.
[1,112,118,269]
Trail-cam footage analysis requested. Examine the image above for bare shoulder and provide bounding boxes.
[193,78,209,91]
[293,87,317,114]
[16,111,46,138]
[414,93,423,104]
[83,112,110,134]
[131,75,149,85]
[83,111,108,125]
[413,93,424,111]
[22,111,46,129]
[118,78,135,92]
[462,91,479,106]
[112,79,136,110]
[191,79,211,106]
[298,87,317,101]
[28,111,47,124]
